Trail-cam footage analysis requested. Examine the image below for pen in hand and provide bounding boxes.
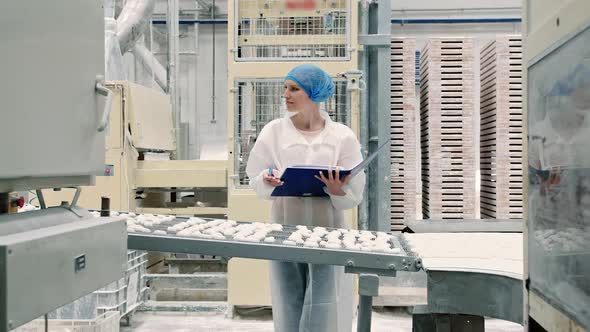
[264,165,283,187]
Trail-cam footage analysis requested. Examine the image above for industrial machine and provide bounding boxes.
[524,0,590,329]
[0,1,127,331]
[124,214,524,331]
[34,81,227,217]
[4,1,588,331]
[404,220,524,331]
[127,215,423,331]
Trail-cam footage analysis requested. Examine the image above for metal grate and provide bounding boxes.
[127,216,423,273]
[129,216,410,256]
[234,0,351,61]
[234,78,350,187]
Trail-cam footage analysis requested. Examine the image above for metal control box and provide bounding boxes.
[0,208,127,331]
[0,0,107,192]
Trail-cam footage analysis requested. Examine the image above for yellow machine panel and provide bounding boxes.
[126,82,176,152]
[135,160,227,188]
[106,84,124,151]
[227,191,272,305]
[228,259,273,306]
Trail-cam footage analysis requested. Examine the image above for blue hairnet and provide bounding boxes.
[285,64,335,103]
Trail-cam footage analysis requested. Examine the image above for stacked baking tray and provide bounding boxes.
[420,37,477,219]
[480,35,524,219]
[390,37,418,230]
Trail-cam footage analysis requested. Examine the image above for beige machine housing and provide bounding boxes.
[36,81,227,215]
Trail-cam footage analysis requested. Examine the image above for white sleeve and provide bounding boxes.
[326,134,366,210]
[245,126,276,200]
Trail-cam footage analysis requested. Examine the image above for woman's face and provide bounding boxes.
[284,80,313,112]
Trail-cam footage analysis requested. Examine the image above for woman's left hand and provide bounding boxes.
[315,167,351,196]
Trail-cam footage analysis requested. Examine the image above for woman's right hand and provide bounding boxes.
[263,169,284,187]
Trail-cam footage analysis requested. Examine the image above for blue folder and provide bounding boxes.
[271,139,391,197]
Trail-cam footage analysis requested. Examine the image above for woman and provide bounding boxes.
[246,64,366,332]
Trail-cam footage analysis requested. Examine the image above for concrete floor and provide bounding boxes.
[122,308,524,332]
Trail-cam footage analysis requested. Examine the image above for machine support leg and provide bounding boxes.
[357,294,373,332]
[100,196,110,217]
[36,190,46,209]
[0,192,8,214]
[356,274,379,332]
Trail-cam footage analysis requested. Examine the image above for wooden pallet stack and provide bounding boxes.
[420,37,477,219]
[480,35,524,219]
[390,37,418,230]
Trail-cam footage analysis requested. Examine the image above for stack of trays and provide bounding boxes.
[420,37,477,219]
[480,35,524,219]
[390,37,418,229]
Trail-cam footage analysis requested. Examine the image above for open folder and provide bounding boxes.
[271,139,391,197]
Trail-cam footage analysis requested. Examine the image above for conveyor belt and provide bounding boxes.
[121,212,526,328]
[405,233,523,278]
[405,232,524,325]
[127,216,422,275]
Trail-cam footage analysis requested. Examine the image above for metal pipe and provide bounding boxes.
[36,190,46,209]
[150,18,522,25]
[358,1,369,231]
[167,0,181,157]
[364,0,392,232]
[113,0,167,90]
[104,0,116,18]
[211,0,217,123]
[71,187,82,207]
[392,18,521,24]
[357,295,373,331]
[194,18,200,158]
[133,44,168,90]
[116,0,156,54]
[194,17,200,57]
[152,19,228,24]
[391,6,522,12]
[153,51,197,55]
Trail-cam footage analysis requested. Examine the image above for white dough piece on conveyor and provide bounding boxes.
[130,218,414,258]
[325,243,341,249]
